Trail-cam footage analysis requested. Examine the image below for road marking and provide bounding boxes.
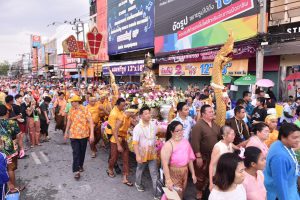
[39,151,49,163]
[31,152,42,165]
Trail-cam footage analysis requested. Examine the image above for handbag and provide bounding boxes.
[155,168,165,197]
[5,188,20,200]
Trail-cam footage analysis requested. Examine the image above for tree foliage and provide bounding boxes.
[0,61,10,76]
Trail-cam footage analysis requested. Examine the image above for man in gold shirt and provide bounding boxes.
[106,98,134,186]
[86,97,101,158]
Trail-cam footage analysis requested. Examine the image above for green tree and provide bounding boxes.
[0,61,10,76]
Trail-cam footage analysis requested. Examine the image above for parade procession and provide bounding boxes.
[1,0,300,200]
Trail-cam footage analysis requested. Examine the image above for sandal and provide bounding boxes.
[74,172,80,180]
[37,144,42,146]
[123,181,133,187]
[106,170,115,178]
[91,152,96,158]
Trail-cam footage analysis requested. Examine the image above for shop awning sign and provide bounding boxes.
[159,59,248,76]
[103,63,145,76]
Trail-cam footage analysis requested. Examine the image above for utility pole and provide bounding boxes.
[73,19,81,86]
[256,0,267,81]
[80,20,88,86]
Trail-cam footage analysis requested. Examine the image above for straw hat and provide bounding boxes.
[68,95,81,102]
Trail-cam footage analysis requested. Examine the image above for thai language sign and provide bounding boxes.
[155,0,259,54]
[159,59,248,76]
[103,63,144,76]
[157,44,256,64]
[107,0,154,55]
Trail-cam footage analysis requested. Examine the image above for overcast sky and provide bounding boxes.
[0,0,89,63]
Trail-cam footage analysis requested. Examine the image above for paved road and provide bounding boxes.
[16,122,196,200]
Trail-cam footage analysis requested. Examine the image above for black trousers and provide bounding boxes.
[70,138,88,173]
[40,119,49,136]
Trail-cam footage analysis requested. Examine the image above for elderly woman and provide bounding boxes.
[264,115,278,148]
[53,92,67,133]
[209,126,238,191]
[161,121,197,200]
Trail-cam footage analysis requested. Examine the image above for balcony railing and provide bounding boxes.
[269,0,300,25]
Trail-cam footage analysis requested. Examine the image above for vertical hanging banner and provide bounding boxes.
[107,0,155,55]
[96,0,109,61]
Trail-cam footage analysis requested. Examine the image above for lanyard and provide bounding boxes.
[283,145,298,176]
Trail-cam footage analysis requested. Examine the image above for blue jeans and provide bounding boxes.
[0,184,5,200]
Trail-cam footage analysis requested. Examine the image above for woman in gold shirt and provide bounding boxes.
[264,115,279,148]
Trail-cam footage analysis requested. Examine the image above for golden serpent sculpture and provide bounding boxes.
[211,33,234,127]
[109,70,119,105]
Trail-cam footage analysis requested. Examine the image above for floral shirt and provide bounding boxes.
[0,119,20,157]
[68,106,91,139]
[132,120,158,162]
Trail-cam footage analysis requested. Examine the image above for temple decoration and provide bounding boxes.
[211,33,234,127]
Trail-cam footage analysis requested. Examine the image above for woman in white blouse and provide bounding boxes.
[209,126,238,191]
[209,153,246,200]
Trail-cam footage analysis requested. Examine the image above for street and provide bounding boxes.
[16,122,196,200]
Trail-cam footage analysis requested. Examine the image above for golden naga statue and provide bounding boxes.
[109,70,119,105]
[211,33,234,127]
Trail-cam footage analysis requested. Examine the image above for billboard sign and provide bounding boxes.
[155,0,259,54]
[107,0,154,55]
[31,35,41,48]
[63,35,88,58]
[86,27,103,55]
[159,59,248,76]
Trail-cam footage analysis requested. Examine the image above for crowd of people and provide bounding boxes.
[0,78,299,200]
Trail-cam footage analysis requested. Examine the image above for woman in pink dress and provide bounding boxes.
[161,121,197,199]
[246,123,269,157]
[243,146,267,200]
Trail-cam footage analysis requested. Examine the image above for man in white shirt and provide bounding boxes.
[133,106,160,200]
[172,102,195,140]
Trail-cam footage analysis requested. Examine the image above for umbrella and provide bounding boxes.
[210,75,232,84]
[234,74,256,85]
[222,75,232,84]
[285,72,300,81]
[256,79,274,87]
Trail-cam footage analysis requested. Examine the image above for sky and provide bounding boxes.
[0,0,90,63]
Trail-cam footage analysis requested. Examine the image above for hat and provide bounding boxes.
[264,94,270,99]
[68,95,81,102]
[265,114,278,123]
[73,87,79,91]
[125,108,138,114]
[89,97,97,102]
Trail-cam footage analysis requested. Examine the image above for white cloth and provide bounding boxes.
[132,120,158,147]
[214,141,234,155]
[280,103,293,123]
[209,184,246,200]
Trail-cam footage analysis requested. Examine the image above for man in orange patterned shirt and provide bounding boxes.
[64,95,94,179]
